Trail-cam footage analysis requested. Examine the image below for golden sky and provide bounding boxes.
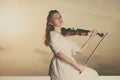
[0,0,120,76]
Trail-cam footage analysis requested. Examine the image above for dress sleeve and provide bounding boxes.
[50,32,62,54]
[71,41,81,55]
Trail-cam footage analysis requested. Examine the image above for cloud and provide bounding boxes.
[34,49,48,55]
[87,54,120,75]
[0,46,10,51]
[96,62,120,75]
[0,46,4,51]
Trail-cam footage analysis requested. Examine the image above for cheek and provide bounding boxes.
[52,20,59,25]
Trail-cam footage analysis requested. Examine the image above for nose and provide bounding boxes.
[59,17,63,22]
[58,16,62,20]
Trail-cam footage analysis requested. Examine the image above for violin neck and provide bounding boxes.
[61,27,89,36]
[61,27,104,37]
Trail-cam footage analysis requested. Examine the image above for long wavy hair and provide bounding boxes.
[44,10,59,46]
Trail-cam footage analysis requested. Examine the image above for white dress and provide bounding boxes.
[49,31,100,80]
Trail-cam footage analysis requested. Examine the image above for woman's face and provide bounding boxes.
[50,12,63,27]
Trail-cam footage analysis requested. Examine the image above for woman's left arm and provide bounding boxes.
[76,30,97,54]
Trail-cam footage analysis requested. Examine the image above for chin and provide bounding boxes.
[60,24,63,27]
[60,25,63,28]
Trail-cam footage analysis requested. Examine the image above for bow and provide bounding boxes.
[85,32,108,66]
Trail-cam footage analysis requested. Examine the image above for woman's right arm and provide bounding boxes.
[55,51,85,72]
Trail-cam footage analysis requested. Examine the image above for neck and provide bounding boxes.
[54,27,61,34]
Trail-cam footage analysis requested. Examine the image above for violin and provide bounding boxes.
[61,27,104,37]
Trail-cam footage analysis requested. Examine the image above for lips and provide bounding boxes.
[59,21,63,23]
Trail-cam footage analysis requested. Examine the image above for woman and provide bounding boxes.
[44,10,99,80]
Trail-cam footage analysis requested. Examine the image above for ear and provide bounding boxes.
[49,22,53,25]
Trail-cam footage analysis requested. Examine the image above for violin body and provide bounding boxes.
[61,27,104,37]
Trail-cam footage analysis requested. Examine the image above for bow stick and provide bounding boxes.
[85,32,108,66]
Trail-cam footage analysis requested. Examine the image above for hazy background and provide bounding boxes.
[0,0,120,76]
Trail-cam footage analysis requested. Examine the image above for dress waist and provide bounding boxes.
[52,54,76,62]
